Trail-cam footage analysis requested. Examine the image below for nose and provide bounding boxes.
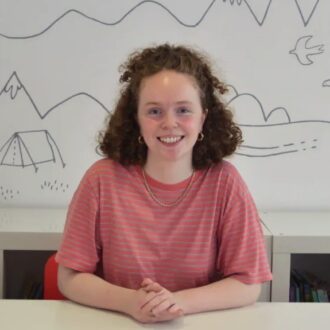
[161,111,178,129]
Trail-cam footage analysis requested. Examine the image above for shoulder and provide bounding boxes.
[82,158,139,187]
[208,159,241,180]
[84,158,128,177]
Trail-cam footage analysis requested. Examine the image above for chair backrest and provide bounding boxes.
[43,253,66,300]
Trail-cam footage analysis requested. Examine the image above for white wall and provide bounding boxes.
[0,0,329,210]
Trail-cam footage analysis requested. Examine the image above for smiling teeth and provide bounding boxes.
[159,136,181,144]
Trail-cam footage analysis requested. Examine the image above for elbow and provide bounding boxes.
[245,283,262,306]
[57,264,75,296]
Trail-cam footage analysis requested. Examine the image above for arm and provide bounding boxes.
[142,277,260,316]
[58,265,183,323]
[174,277,261,315]
[57,264,134,312]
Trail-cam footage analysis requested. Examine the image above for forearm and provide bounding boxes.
[174,277,261,315]
[58,265,134,313]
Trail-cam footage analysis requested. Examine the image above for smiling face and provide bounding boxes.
[137,70,206,168]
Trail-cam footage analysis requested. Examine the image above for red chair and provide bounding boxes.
[43,253,66,300]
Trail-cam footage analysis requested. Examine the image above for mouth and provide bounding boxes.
[157,136,184,145]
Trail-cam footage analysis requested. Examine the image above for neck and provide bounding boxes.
[144,157,193,184]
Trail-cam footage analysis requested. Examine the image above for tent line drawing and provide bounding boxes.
[0,130,66,172]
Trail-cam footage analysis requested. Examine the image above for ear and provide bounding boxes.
[201,108,208,125]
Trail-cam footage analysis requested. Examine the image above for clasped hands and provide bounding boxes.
[128,278,184,323]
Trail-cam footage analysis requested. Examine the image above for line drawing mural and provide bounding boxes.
[294,0,320,27]
[0,130,66,172]
[0,72,110,119]
[40,180,69,193]
[0,1,329,209]
[289,35,324,65]
[223,0,272,26]
[0,0,323,39]
[226,85,330,158]
[0,186,20,201]
[0,0,216,39]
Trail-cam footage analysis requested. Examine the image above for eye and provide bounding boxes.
[147,108,161,116]
[176,107,191,115]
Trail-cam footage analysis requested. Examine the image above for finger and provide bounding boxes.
[141,278,153,287]
[151,300,174,316]
[141,292,168,313]
[153,307,184,322]
[168,303,184,315]
[139,290,165,309]
[142,282,163,293]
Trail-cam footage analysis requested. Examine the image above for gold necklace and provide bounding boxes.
[142,169,195,207]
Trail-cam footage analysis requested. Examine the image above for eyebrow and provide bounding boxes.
[143,101,193,106]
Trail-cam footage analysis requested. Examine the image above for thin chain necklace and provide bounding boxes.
[142,169,195,207]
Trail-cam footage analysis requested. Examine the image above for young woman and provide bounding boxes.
[56,44,272,323]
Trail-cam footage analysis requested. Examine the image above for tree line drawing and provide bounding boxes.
[0,0,322,39]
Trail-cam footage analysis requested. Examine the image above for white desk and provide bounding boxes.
[0,301,329,330]
[261,211,330,302]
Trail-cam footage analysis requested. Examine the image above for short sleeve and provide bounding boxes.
[216,164,272,284]
[56,170,101,273]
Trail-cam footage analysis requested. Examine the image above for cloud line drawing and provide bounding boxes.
[226,86,330,157]
[0,130,66,172]
[0,0,323,39]
[0,71,110,118]
[289,35,324,65]
[294,0,320,27]
[322,79,330,87]
[0,0,216,39]
[226,84,292,125]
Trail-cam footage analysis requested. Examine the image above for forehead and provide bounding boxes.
[139,70,200,95]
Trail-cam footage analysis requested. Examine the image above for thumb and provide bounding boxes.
[141,277,153,287]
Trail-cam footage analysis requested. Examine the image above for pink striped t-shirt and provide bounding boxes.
[56,159,272,292]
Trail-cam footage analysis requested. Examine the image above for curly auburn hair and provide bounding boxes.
[98,43,242,169]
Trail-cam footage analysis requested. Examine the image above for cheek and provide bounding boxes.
[139,118,157,136]
[181,117,204,132]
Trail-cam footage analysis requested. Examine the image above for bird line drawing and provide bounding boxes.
[289,35,324,65]
[0,71,110,119]
[0,0,323,39]
[0,130,65,172]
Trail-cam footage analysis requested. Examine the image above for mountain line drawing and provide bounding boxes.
[0,71,110,119]
[226,85,330,157]
[294,0,320,27]
[0,0,322,39]
[0,130,65,172]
